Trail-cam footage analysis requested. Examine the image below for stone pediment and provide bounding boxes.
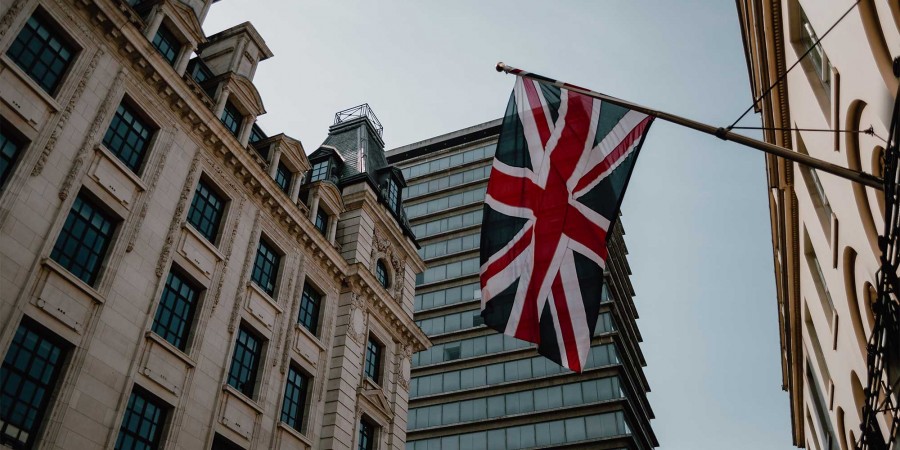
[163,0,206,45]
[221,73,265,116]
[358,380,392,419]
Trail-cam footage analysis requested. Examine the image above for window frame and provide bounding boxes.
[227,324,265,399]
[386,177,399,212]
[309,160,329,182]
[250,237,282,298]
[5,10,79,96]
[297,282,323,336]
[50,191,119,286]
[0,122,28,190]
[357,417,377,450]
[375,259,390,289]
[114,386,170,450]
[280,364,311,434]
[150,22,183,67]
[274,161,292,194]
[220,101,244,138]
[364,335,383,384]
[314,207,329,236]
[0,318,70,449]
[186,177,228,245]
[101,99,157,174]
[151,268,202,352]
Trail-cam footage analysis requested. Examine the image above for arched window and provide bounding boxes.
[375,260,389,288]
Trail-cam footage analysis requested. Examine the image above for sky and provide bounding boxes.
[205,2,794,449]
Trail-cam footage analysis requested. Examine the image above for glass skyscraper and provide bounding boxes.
[387,120,658,450]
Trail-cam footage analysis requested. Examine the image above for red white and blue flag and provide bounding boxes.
[479,76,654,372]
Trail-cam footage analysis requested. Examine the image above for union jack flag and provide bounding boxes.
[480,76,654,372]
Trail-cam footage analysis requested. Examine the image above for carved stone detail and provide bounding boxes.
[346,292,367,345]
[156,152,201,277]
[33,48,105,177]
[211,196,244,312]
[127,126,176,252]
[228,212,261,333]
[0,0,26,38]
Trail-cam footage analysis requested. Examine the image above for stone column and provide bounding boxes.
[268,145,283,178]
[144,7,165,40]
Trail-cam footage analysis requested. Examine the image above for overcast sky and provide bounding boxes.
[205,2,794,449]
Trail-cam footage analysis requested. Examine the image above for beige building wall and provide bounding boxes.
[736,1,898,449]
[0,1,428,449]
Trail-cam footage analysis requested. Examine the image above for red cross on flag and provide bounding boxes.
[480,75,654,372]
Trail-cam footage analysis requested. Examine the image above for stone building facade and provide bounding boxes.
[0,1,428,450]
[736,1,897,449]
[386,121,657,450]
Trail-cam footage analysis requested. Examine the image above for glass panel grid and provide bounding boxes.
[1,322,66,449]
[405,186,486,219]
[6,14,74,93]
[309,161,328,182]
[187,180,225,243]
[251,239,280,297]
[275,163,291,193]
[114,389,167,450]
[280,365,309,433]
[410,209,482,239]
[151,271,199,351]
[387,178,399,211]
[102,103,152,172]
[249,124,267,144]
[220,102,242,137]
[314,208,328,236]
[151,25,181,66]
[375,260,389,288]
[297,284,321,335]
[365,337,381,383]
[358,419,376,450]
[188,58,212,84]
[0,129,23,188]
[228,327,262,398]
[401,143,496,181]
[50,194,116,286]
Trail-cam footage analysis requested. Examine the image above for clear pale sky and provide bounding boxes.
[205,2,794,449]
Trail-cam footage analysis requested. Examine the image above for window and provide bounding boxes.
[227,326,263,398]
[274,162,291,194]
[309,161,328,182]
[799,7,832,96]
[386,178,399,212]
[211,434,243,450]
[50,194,116,285]
[151,270,199,351]
[187,179,226,243]
[251,239,280,297]
[1,320,68,449]
[0,128,24,189]
[102,102,153,172]
[280,365,310,433]
[298,283,322,336]
[314,208,328,236]
[220,102,242,137]
[6,14,75,94]
[375,260,389,289]
[358,418,376,450]
[249,124,267,144]
[365,336,382,383]
[151,24,181,66]
[187,58,212,84]
[114,388,168,450]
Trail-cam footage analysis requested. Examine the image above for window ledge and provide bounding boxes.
[95,144,149,190]
[0,54,63,112]
[144,331,197,368]
[248,281,284,313]
[182,222,225,261]
[222,383,264,414]
[294,323,325,352]
[277,421,313,447]
[41,258,105,304]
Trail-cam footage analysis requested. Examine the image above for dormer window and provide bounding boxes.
[314,208,328,236]
[309,160,329,182]
[151,25,182,66]
[188,58,212,84]
[249,124,267,144]
[386,178,399,212]
[220,102,242,137]
[274,162,292,194]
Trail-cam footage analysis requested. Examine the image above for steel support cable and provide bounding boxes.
[728,0,861,130]
[858,83,900,450]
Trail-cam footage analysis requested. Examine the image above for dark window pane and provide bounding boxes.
[151,25,181,66]
[6,14,74,93]
[297,284,321,336]
[309,161,328,182]
[314,208,328,236]
[102,103,153,172]
[114,388,167,450]
[187,180,225,243]
[365,337,381,383]
[50,194,116,285]
[386,178,399,212]
[151,271,199,350]
[0,129,24,189]
[220,102,242,137]
[211,434,243,450]
[375,260,389,288]
[227,326,262,398]
[187,58,212,85]
[274,163,291,194]
[358,418,376,450]
[280,365,309,433]
[249,124,267,144]
[251,239,280,296]
[1,321,67,449]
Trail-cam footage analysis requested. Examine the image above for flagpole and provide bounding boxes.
[495,62,884,191]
